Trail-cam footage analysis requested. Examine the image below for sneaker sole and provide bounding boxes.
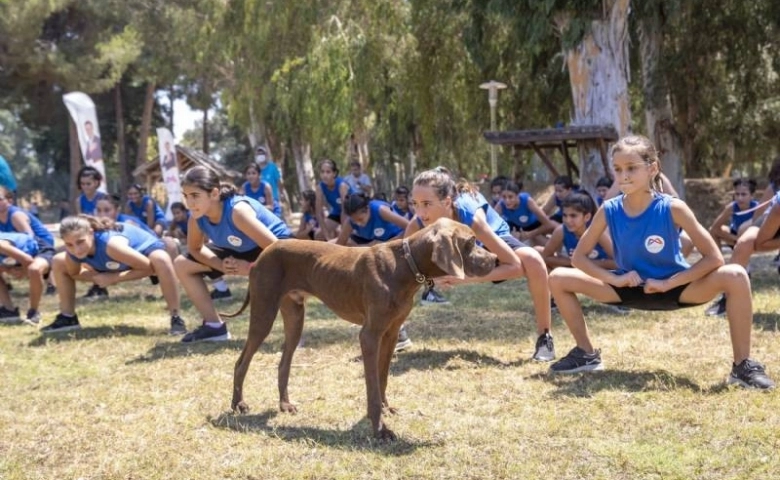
[169,329,188,336]
[550,362,604,374]
[23,318,41,326]
[727,375,776,390]
[211,296,233,302]
[394,339,413,352]
[420,300,451,306]
[532,354,556,362]
[182,332,231,343]
[41,325,82,334]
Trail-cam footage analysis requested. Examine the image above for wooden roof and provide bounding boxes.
[132,145,243,184]
[482,125,618,179]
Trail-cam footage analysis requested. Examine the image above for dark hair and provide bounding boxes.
[490,175,510,190]
[561,191,597,217]
[170,201,188,212]
[127,183,144,194]
[0,185,14,202]
[610,135,663,192]
[596,176,613,189]
[300,190,316,210]
[77,166,103,189]
[60,214,120,237]
[181,166,237,201]
[349,160,361,169]
[318,158,339,175]
[244,163,260,175]
[502,182,522,195]
[97,193,123,210]
[344,193,370,215]
[394,185,409,197]
[733,178,757,194]
[554,175,575,190]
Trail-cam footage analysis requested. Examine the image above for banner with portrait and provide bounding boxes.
[63,92,108,192]
[156,127,181,220]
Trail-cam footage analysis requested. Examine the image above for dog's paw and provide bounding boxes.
[375,425,397,442]
[382,405,398,416]
[232,401,250,414]
[279,401,298,414]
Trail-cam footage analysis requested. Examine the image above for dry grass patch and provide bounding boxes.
[1,254,779,479]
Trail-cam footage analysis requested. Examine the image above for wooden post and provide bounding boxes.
[531,143,560,178]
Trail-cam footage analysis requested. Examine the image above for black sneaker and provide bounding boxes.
[705,294,726,317]
[550,298,558,314]
[41,313,81,333]
[532,329,556,362]
[83,284,109,301]
[169,315,187,335]
[0,306,21,323]
[395,324,412,352]
[549,346,604,373]
[25,309,41,325]
[420,287,450,306]
[728,359,776,389]
[210,288,233,301]
[181,322,230,343]
[45,283,57,296]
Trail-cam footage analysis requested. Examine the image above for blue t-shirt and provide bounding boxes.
[242,181,282,218]
[603,194,689,280]
[730,200,758,232]
[260,162,282,201]
[0,155,17,193]
[0,231,37,265]
[454,191,510,238]
[128,195,166,226]
[562,224,608,260]
[499,192,538,228]
[196,195,291,253]
[79,191,107,215]
[320,178,352,217]
[349,200,403,242]
[67,223,163,272]
[391,201,413,220]
[0,205,54,247]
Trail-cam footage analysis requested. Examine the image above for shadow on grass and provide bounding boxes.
[387,348,513,375]
[126,338,258,364]
[529,369,711,397]
[27,325,152,346]
[753,313,780,330]
[209,409,439,453]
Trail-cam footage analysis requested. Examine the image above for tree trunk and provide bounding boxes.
[562,0,631,192]
[291,137,315,194]
[115,83,129,194]
[202,109,209,154]
[68,119,81,209]
[638,11,686,199]
[136,82,156,167]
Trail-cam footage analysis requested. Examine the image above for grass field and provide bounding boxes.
[1,252,779,480]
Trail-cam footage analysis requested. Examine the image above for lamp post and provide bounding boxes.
[479,80,507,180]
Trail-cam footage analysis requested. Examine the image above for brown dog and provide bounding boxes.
[226,217,497,440]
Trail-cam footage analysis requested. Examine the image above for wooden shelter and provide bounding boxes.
[132,145,243,187]
[483,125,619,180]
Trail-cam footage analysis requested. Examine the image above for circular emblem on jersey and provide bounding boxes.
[2,257,17,266]
[519,215,528,223]
[336,198,342,205]
[105,261,121,270]
[588,249,600,259]
[227,235,243,247]
[644,235,665,254]
[373,228,385,237]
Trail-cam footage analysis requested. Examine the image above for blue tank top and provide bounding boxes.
[604,194,689,280]
[0,205,54,247]
[79,191,107,215]
[242,180,282,216]
[730,200,758,232]
[391,201,413,220]
[128,195,166,225]
[67,223,163,272]
[499,192,538,228]
[0,231,38,266]
[302,212,318,229]
[455,191,510,237]
[118,213,157,236]
[349,200,403,242]
[320,177,352,217]
[562,224,608,260]
[196,195,291,252]
[174,212,190,237]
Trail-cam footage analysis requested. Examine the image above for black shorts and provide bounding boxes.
[327,213,341,224]
[485,234,528,284]
[550,213,562,224]
[185,243,264,279]
[508,221,543,233]
[606,283,705,311]
[350,235,373,245]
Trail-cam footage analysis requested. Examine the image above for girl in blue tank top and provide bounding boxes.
[391,185,414,220]
[76,166,107,215]
[405,167,555,363]
[295,189,323,240]
[96,194,180,259]
[0,186,56,323]
[336,194,409,246]
[167,202,190,241]
[708,178,758,249]
[495,181,555,247]
[39,215,187,336]
[175,166,292,343]
[126,184,168,236]
[241,163,282,219]
[541,192,614,271]
[547,135,774,389]
[541,175,576,224]
[315,159,352,240]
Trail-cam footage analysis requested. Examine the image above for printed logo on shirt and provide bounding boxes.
[373,228,385,238]
[519,215,529,223]
[227,235,243,247]
[336,198,342,205]
[105,261,121,270]
[2,257,17,266]
[644,235,665,254]
[588,249,600,259]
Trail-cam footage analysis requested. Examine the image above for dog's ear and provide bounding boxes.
[431,225,466,279]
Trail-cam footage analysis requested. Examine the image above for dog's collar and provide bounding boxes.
[402,239,433,287]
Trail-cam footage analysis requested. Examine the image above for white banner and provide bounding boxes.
[63,92,108,192]
[156,127,181,220]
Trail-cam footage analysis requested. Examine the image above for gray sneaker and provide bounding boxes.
[532,330,555,362]
[395,324,413,352]
[420,287,450,306]
[169,315,187,335]
[24,309,41,325]
[728,359,775,389]
[550,346,603,373]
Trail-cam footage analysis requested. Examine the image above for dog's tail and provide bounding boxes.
[219,289,250,319]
